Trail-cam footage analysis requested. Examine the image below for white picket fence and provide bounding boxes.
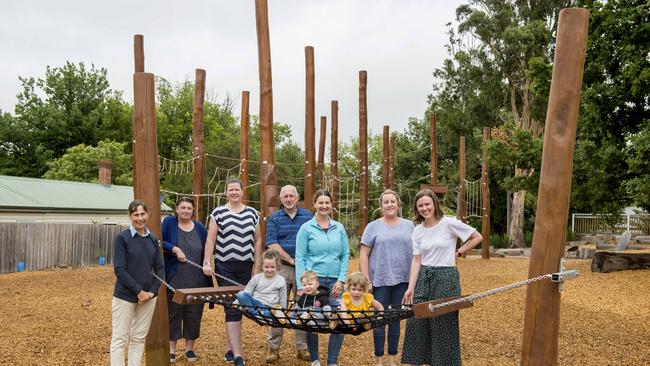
[571,213,650,236]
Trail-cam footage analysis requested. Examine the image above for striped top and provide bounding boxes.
[210,205,260,262]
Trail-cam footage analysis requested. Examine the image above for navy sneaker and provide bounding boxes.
[185,350,197,362]
[169,353,176,363]
[234,356,246,366]
[224,350,235,364]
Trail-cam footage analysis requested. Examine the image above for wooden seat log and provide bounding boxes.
[172,286,243,305]
[412,295,474,319]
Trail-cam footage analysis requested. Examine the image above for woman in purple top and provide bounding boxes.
[360,189,414,366]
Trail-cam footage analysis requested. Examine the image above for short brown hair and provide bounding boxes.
[128,199,148,215]
[262,249,281,271]
[313,189,332,204]
[174,196,195,218]
[411,189,444,225]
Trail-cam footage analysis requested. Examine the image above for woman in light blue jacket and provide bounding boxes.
[295,189,350,366]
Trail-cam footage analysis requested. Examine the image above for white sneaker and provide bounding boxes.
[311,360,321,366]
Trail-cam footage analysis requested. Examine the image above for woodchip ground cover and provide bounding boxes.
[1,258,648,365]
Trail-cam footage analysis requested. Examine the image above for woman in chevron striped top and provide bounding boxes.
[203,178,262,366]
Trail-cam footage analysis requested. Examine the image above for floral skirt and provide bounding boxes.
[401,266,461,365]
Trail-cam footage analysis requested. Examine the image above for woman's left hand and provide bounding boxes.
[331,281,344,298]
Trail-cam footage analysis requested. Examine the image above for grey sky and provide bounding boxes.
[0,0,463,148]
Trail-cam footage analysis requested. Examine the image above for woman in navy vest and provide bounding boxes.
[110,200,164,366]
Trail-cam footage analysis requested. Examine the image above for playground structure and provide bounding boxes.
[128,2,589,365]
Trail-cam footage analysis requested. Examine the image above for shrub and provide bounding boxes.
[348,236,360,258]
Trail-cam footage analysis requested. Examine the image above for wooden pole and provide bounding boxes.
[458,136,466,223]
[521,8,589,366]
[481,127,491,259]
[133,72,169,366]
[358,70,368,237]
[430,113,438,184]
[240,91,250,205]
[330,101,339,220]
[255,0,278,241]
[192,69,206,222]
[132,34,145,195]
[304,46,316,209]
[382,125,390,190]
[389,134,396,189]
[134,34,144,73]
[318,116,326,188]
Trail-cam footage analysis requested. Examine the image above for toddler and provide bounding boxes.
[288,270,331,326]
[336,272,384,328]
[235,249,287,320]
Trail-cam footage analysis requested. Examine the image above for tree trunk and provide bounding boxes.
[508,189,526,248]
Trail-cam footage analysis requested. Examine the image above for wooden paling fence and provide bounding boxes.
[0,222,127,274]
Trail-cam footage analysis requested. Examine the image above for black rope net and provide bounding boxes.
[209,295,414,336]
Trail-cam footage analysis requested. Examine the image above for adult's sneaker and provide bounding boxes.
[224,350,235,364]
[185,350,198,362]
[234,356,246,366]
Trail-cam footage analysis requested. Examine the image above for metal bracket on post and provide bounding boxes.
[551,259,579,292]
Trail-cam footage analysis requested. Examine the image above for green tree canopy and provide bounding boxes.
[572,0,650,214]
[43,140,132,185]
[0,62,132,177]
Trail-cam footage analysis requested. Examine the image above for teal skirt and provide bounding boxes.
[401,266,461,365]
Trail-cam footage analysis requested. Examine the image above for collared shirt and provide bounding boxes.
[128,225,151,238]
[113,228,164,303]
[265,207,313,258]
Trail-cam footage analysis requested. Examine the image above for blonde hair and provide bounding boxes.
[301,270,319,283]
[346,272,369,291]
[379,189,400,206]
[262,249,281,270]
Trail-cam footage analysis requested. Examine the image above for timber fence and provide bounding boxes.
[0,222,127,274]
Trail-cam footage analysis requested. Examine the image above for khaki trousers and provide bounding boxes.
[268,263,307,351]
[110,296,157,366]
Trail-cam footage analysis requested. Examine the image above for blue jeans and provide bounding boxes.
[306,277,345,364]
[235,291,271,317]
[372,282,408,356]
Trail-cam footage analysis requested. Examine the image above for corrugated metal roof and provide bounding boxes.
[0,175,172,211]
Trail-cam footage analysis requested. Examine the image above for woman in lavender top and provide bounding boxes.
[359,189,414,366]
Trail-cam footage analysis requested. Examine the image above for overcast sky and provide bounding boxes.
[0,0,463,147]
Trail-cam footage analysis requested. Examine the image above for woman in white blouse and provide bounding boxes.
[401,189,482,366]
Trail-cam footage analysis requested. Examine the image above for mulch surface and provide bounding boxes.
[1,258,648,365]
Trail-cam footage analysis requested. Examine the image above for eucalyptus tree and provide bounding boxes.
[428,0,573,247]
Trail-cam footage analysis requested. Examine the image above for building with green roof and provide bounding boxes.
[0,175,172,224]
